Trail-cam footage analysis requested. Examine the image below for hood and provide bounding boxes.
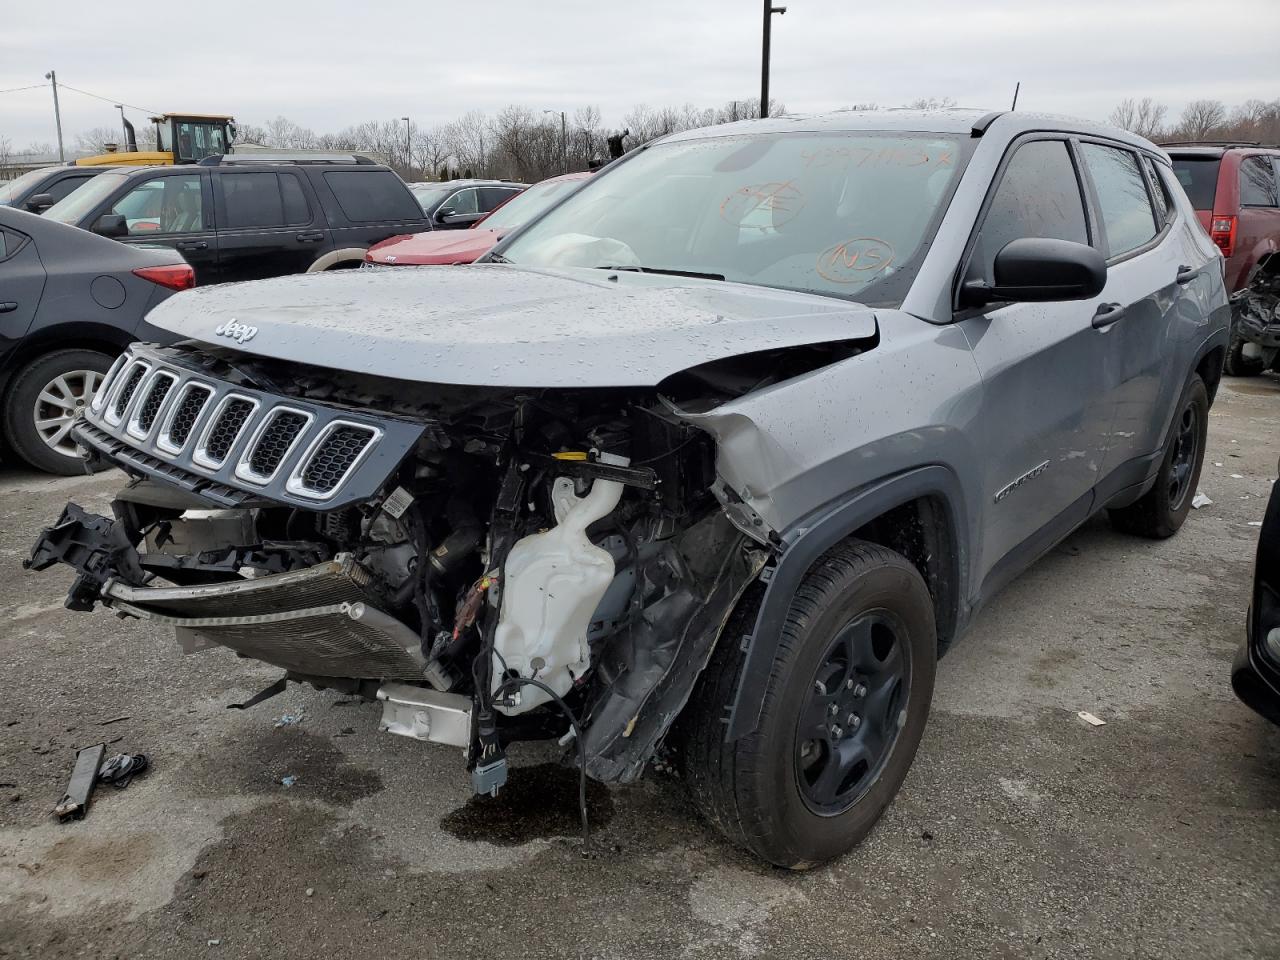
[366,229,502,266]
[144,264,878,388]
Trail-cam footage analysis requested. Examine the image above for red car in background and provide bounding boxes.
[366,171,592,266]
[1167,143,1280,375]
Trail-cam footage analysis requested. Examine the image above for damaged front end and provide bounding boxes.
[1234,253,1280,368]
[27,342,777,792]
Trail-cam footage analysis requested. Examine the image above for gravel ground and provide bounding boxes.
[0,375,1277,960]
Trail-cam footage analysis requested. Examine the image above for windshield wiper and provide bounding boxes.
[486,252,511,263]
[595,265,725,281]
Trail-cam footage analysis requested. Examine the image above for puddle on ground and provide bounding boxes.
[440,762,614,845]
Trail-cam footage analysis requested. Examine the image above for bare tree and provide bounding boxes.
[1108,97,1168,140]
[74,126,125,154]
[903,96,957,110]
[1173,99,1228,140]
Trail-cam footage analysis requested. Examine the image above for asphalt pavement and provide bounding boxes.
[1,375,1278,960]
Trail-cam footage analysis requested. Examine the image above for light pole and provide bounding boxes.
[544,109,567,175]
[45,70,64,162]
[401,117,411,177]
[760,2,787,119]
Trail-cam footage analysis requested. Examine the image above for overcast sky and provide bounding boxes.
[3,0,1277,151]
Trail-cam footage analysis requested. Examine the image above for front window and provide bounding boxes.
[44,172,130,224]
[498,132,969,305]
[0,168,54,205]
[173,121,227,162]
[112,176,204,234]
[480,178,583,231]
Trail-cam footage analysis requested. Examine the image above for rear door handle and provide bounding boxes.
[176,240,208,251]
[0,302,17,314]
[1091,302,1126,329]
[1176,264,1197,285]
[295,231,324,243]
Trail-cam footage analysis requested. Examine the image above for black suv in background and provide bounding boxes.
[42,156,431,284]
[0,165,123,214]
[409,178,527,228]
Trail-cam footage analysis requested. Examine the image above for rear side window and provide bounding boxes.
[1080,143,1157,257]
[322,170,422,222]
[221,172,285,228]
[1140,156,1172,226]
[971,139,1088,281]
[1169,156,1220,211]
[478,186,520,211]
[1240,157,1279,207]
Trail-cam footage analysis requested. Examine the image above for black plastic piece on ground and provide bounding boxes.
[54,743,106,822]
[227,676,288,710]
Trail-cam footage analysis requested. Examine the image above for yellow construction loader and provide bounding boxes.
[76,113,236,167]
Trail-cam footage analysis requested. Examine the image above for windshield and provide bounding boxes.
[480,177,587,231]
[1169,156,1221,211]
[0,168,53,205]
[498,132,968,304]
[45,172,129,224]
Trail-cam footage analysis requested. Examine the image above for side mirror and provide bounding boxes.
[962,237,1106,307]
[92,213,129,239]
[25,193,55,214]
[435,207,456,223]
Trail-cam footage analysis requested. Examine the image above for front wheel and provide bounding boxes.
[1224,325,1266,377]
[674,540,937,869]
[3,349,113,475]
[1109,374,1209,539]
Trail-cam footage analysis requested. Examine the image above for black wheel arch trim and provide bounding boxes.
[725,464,969,741]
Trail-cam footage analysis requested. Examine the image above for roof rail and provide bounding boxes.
[970,111,1005,137]
[197,153,377,166]
[1158,140,1274,148]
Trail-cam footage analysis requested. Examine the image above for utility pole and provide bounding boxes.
[45,70,64,162]
[401,117,411,177]
[760,2,787,119]
[544,109,568,174]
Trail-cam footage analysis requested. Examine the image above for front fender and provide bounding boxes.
[725,464,969,740]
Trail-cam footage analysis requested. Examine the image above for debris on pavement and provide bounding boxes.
[1249,521,1263,527]
[281,775,299,787]
[53,742,105,822]
[97,715,131,726]
[98,752,149,789]
[1077,711,1107,727]
[273,713,304,727]
[1191,492,1213,509]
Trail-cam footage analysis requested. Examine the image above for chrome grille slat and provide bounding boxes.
[158,383,214,454]
[78,345,418,510]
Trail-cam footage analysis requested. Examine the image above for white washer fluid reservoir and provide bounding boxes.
[492,453,628,714]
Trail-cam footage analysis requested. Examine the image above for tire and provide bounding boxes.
[1224,325,1266,377]
[3,348,113,475]
[673,540,937,869]
[1108,374,1209,539]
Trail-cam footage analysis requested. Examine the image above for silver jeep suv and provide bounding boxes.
[28,109,1229,868]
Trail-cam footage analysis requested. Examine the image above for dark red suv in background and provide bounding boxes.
[1167,142,1280,375]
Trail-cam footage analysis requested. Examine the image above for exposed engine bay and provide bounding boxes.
[1235,252,1280,369]
[27,341,778,799]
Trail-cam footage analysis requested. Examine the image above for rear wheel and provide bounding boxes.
[3,349,113,475]
[1109,374,1208,539]
[674,540,936,868]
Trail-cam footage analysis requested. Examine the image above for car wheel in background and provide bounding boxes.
[3,348,113,475]
[1224,326,1266,377]
[1109,374,1209,539]
[674,540,936,868]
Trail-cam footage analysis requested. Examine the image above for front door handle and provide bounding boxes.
[0,302,17,314]
[176,240,208,251]
[1176,264,1197,285]
[295,231,324,243]
[1091,302,1126,329]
